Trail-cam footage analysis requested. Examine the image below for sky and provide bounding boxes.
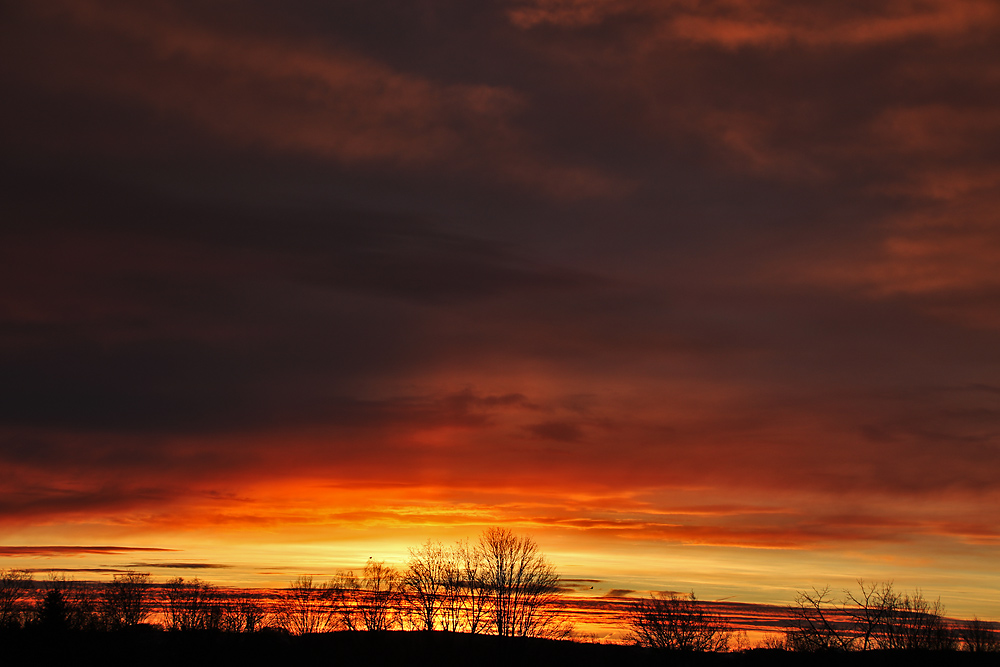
[2,0,1000,623]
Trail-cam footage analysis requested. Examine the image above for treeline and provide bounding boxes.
[625,581,1000,653]
[0,527,567,639]
[0,569,268,633]
[3,529,999,654]
[786,581,999,652]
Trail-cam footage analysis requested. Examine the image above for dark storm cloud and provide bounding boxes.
[1,166,597,301]
[0,0,998,567]
[0,1,624,199]
[0,164,604,434]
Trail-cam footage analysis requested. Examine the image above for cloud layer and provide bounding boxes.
[1,0,999,616]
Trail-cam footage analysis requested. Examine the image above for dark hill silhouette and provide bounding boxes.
[3,629,1000,667]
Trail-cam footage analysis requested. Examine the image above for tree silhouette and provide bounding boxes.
[788,580,956,651]
[625,591,731,651]
[220,592,270,633]
[39,576,102,631]
[334,560,404,631]
[165,577,224,631]
[477,527,567,638]
[0,569,34,629]
[278,575,336,634]
[38,587,69,631]
[843,579,896,650]
[99,570,152,630]
[960,617,1000,652]
[405,540,449,631]
[874,590,955,650]
[787,586,855,651]
[442,539,488,634]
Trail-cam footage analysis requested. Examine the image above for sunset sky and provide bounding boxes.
[2,0,1000,624]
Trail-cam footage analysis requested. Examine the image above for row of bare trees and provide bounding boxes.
[6,549,999,652]
[163,577,269,632]
[787,580,998,652]
[1,569,160,631]
[2,569,263,632]
[273,527,568,638]
[624,579,998,653]
[0,528,568,639]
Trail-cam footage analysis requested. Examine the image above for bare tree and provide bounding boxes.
[405,540,450,631]
[0,569,34,629]
[625,591,731,651]
[352,560,404,631]
[219,592,270,633]
[277,575,336,634]
[960,617,1000,652]
[329,562,405,632]
[99,570,152,629]
[327,569,359,630]
[477,527,567,638]
[789,581,956,652]
[756,633,789,649]
[787,586,854,651]
[874,590,955,650]
[164,577,224,631]
[441,539,488,634]
[844,579,897,651]
[730,629,751,651]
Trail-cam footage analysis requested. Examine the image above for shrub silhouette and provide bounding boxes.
[961,617,1000,652]
[0,569,33,629]
[333,560,405,631]
[165,577,225,631]
[219,593,270,633]
[99,570,152,630]
[277,575,337,634]
[788,580,957,651]
[625,591,731,651]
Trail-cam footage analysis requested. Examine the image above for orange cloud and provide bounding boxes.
[668,2,999,48]
[508,0,1000,48]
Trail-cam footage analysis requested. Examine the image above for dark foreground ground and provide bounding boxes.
[3,629,997,667]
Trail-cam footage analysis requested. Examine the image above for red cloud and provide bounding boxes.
[509,0,1000,47]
